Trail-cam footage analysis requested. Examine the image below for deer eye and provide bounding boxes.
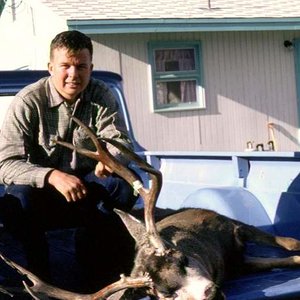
[156,288,178,299]
[180,255,189,268]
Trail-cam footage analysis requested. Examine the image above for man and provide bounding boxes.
[0,30,137,289]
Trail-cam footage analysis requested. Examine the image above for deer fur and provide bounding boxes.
[116,207,300,300]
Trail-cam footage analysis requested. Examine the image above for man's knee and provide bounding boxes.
[5,185,35,210]
[85,173,139,212]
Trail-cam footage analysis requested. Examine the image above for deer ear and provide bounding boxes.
[114,209,147,243]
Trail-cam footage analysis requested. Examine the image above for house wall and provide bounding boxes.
[1,1,299,153]
[91,31,300,152]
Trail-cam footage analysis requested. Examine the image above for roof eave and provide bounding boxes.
[67,18,300,34]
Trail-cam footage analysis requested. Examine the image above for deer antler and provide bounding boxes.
[101,137,164,252]
[0,253,152,300]
[55,115,166,254]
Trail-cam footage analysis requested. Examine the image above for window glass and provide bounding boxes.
[155,49,196,72]
[156,80,197,105]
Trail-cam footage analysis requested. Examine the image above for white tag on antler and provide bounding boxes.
[132,180,143,196]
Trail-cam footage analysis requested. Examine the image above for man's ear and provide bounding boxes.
[48,62,53,75]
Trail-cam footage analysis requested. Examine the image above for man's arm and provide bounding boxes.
[0,96,89,202]
[0,94,53,187]
[46,169,87,202]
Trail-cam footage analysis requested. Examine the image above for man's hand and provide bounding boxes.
[94,161,113,178]
[47,170,87,202]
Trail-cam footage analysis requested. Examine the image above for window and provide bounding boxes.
[148,41,205,112]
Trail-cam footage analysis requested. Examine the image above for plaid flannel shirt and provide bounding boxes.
[0,76,133,188]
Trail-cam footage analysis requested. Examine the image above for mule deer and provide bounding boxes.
[2,115,300,300]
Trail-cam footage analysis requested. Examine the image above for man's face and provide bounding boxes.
[48,47,93,102]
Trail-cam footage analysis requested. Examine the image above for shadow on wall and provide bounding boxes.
[272,123,300,148]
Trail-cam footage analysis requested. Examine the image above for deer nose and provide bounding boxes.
[163,296,177,300]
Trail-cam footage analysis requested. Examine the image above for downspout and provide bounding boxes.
[293,39,300,146]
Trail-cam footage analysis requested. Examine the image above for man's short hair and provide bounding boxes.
[50,30,93,59]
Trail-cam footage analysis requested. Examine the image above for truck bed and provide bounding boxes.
[1,224,300,299]
[224,245,300,299]
[1,70,300,299]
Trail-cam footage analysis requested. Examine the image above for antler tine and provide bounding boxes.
[92,274,153,299]
[0,253,152,300]
[101,137,165,253]
[0,253,89,299]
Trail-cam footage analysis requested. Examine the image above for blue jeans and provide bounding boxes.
[0,172,137,282]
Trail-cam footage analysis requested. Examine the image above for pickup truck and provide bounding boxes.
[1,70,300,299]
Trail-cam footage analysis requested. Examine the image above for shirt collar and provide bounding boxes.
[48,77,82,108]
